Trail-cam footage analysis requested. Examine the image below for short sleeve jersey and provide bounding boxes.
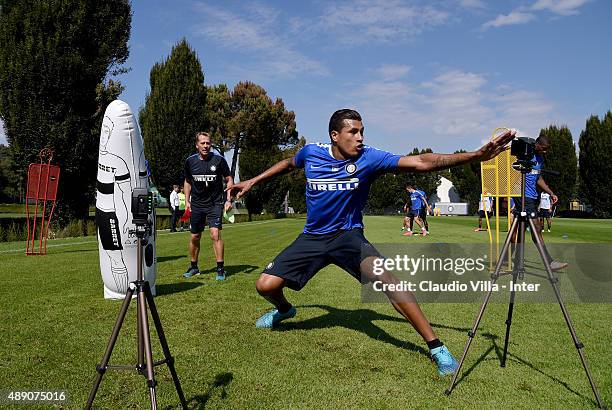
[539,192,551,210]
[294,143,401,234]
[478,195,492,211]
[410,190,426,210]
[184,152,230,209]
[525,155,543,199]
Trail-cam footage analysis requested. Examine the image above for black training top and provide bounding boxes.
[184,152,230,209]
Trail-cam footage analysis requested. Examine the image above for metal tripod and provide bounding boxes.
[444,165,606,409]
[86,223,188,409]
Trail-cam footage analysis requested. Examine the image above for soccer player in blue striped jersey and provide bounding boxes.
[229,109,514,375]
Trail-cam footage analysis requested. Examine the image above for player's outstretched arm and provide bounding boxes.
[397,129,515,173]
[227,157,296,200]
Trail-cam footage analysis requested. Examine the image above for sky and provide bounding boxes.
[1,0,611,154]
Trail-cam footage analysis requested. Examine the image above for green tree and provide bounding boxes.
[579,111,612,217]
[396,148,440,203]
[0,0,131,222]
[139,39,206,197]
[234,83,299,216]
[205,83,232,155]
[367,173,403,214]
[0,143,20,202]
[538,125,577,211]
[449,149,481,213]
[285,137,307,213]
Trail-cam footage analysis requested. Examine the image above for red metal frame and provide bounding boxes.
[25,149,60,255]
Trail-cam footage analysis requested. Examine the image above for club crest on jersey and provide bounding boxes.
[345,163,357,174]
[210,165,216,172]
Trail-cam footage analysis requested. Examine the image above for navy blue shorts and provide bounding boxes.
[263,228,382,291]
[190,205,223,233]
[419,208,428,219]
[513,197,539,218]
[539,209,551,218]
[478,210,493,218]
[409,209,421,218]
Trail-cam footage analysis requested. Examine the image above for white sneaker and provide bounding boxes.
[550,261,568,271]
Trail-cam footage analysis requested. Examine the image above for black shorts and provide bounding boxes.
[96,209,123,250]
[419,208,428,219]
[513,197,539,218]
[190,204,223,233]
[539,209,551,218]
[263,228,382,291]
[409,209,421,217]
[478,210,493,218]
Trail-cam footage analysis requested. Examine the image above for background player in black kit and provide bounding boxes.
[183,132,234,280]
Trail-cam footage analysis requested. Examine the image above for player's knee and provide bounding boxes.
[209,230,221,241]
[191,233,201,242]
[256,275,283,295]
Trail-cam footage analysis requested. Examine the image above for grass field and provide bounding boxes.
[0,216,610,409]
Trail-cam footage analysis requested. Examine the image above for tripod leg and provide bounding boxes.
[138,284,158,410]
[137,294,144,375]
[501,271,518,367]
[144,282,188,409]
[86,285,135,409]
[445,217,519,396]
[529,218,606,408]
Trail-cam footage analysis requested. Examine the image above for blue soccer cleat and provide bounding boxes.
[256,306,297,329]
[183,266,200,278]
[216,270,226,281]
[431,346,459,376]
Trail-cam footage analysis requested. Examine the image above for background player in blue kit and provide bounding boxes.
[229,109,514,375]
[403,184,429,236]
[512,135,566,270]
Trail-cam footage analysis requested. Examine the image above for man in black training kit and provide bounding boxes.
[183,132,233,281]
[229,109,514,375]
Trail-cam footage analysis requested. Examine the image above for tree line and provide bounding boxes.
[0,1,611,223]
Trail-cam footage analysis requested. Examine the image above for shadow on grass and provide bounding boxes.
[276,304,469,357]
[452,331,595,405]
[157,254,186,263]
[156,282,204,296]
[163,372,233,410]
[198,264,259,278]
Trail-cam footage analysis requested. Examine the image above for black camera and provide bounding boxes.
[131,187,152,225]
[510,136,536,161]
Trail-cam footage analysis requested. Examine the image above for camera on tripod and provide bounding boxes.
[510,136,536,160]
[510,136,536,171]
[131,187,152,227]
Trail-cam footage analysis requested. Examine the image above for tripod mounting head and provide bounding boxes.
[131,188,152,238]
[512,159,536,173]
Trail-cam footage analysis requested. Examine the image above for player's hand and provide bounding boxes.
[224,200,233,212]
[226,179,254,200]
[551,194,558,204]
[185,201,191,212]
[475,129,515,162]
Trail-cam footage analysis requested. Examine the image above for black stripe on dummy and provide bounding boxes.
[96,181,114,195]
[115,173,130,181]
